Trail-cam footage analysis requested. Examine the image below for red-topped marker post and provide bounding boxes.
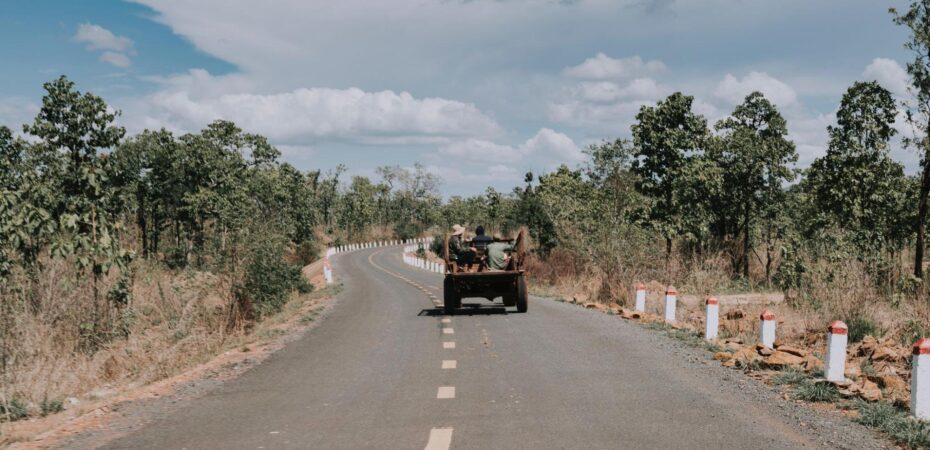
[913,339,930,419]
[664,286,677,323]
[759,309,776,348]
[705,297,719,340]
[824,321,848,382]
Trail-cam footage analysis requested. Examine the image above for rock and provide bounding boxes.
[803,355,824,372]
[859,379,883,402]
[724,342,743,352]
[724,310,745,320]
[858,336,878,357]
[838,388,857,398]
[881,374,909,398]
[776,345,809,358]
[619,309,641,320]
[713,352,733,362]
[722,359,737,368]
[763,350,805,369]
[756,344,774,357]
[871,346,900,362]
[732,347,762,366]
[845,365,861,379]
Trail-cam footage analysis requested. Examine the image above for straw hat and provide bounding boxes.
[451,224,465,236]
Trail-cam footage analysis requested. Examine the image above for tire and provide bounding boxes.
[516,275,528,313]
[502,294,516,307]
[443,277,459,315]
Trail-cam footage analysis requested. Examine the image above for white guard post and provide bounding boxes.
[824,320,848,382]
[912,339,930,420]
[705,297,719,340]
[759,310,776,348]
[635,283,646,312]
[663,287,676,322]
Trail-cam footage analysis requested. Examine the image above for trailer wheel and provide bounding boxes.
[443,277,459,315]
[516,275,528,313]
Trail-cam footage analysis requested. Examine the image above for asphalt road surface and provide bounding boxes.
[103,246,885,449]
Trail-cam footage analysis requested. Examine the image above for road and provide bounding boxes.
[103,246,883,449]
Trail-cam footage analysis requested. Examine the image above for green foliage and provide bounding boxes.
[792,381,839,402]
[235,240,305,318]
[855,400,930,448]
[844,314,884,343]
[772,368,807,385]
[0,397,28,421]
[891,2,930,279]
[40,398,64,416]
[631,92,709,249]
[295,240,321,266]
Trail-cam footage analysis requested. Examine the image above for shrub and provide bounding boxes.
[772,368,807,385]
[40,398,63,416]
[236,241,305,319]
[294,240,321,266]
[0,397,28,421]
[792,381,839,402]
[855,400,930,448]
[845,314,884,343]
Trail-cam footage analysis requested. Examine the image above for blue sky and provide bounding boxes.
[0,0,917,196]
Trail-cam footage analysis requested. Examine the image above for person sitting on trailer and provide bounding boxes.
[448,224,475,270]
[486,233,513,271]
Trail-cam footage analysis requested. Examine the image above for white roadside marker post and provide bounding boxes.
[663,286,677,323]
[912,339,930,420]
[705,297,719,341]
[635,283,646,312]
[760,309,776,348]
[825,320,848,382]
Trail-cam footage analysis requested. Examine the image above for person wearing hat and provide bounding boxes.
[448,224,474,269]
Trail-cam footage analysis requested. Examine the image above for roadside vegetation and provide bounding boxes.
[0,75,444,432]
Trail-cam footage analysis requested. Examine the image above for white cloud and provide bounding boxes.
[438,128,582,165]
[123,70,502,143]
[863,58,910,97]
[99,52,131,68]
[578,78,668,102]
[74,23,134,68]
[563,53,666,80]
[74,23,134,52]
[714,71,798,107]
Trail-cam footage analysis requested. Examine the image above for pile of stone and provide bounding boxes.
[833,335,911,403]
[712,339,823,372]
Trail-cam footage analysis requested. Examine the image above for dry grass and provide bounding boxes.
[0,256,304,422]
[527,243,930,348]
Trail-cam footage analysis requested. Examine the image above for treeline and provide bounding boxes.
[0,76,454,370]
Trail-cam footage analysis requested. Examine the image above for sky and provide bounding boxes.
[0,0,918,197]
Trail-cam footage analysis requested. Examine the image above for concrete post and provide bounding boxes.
[663,287,677,322]
[760,310,776,348]
[912,339,930,420]
[635,283,646,312]
[825,320,848,382]
[705,297,719,341]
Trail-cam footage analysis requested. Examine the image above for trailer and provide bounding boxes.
[442,228,529,314]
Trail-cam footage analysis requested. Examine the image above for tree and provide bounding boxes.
[806,82,908,256]
[711,92,797,281]
[631,92,709,262]
[24,76,130,346]
[891,2,930,278]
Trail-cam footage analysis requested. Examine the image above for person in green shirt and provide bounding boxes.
[486,235,513,271]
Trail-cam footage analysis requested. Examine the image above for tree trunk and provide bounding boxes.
[665,236,672,273]
[742,210,751,279]
[916,155,930,279]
